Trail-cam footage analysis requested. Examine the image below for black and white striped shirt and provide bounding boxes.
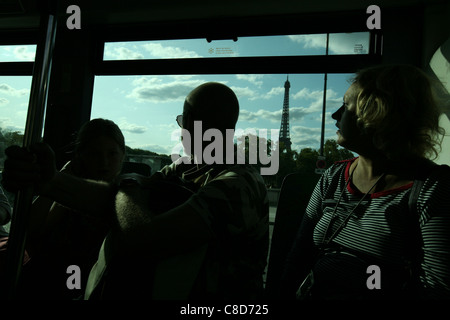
[290,157,450,299]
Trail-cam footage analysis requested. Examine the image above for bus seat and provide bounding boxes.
[265,171,318,299]
[121,161,152,176]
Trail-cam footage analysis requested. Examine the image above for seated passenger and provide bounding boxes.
[0,185,13,273]
[18,118,126,299]
[280,64,450,300]
[0,185,12,237]
[2,82,269,300]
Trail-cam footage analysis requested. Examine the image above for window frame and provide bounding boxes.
[91,14,383,76]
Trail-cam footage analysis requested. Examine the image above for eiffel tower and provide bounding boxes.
[279,76,292,152]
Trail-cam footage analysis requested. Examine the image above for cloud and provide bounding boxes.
[104,47,144,60]
[117,120,148,134]
[0,118,24,133]
[235,74,264,87]
[292,87,324,100]
[231,85,285,101]
[128,78,259,104]
[238,87,340,124]
[239,105,315,124]
[264,87,284,98]
[292,88,342,113]
[127,79,205,103]
[239,109,281,123]
[13,46,36,61]
[142,43,200,59]
[288,33,369,54]
[290,125,322,149]
[0,98,9,106]
[127,76,282,105]
[0,83,30,97]
[288,34,327,51]
[230,86,259,101]
[289,107,317,121]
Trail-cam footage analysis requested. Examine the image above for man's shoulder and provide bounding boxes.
[214,164,263,182]
[211,165,268,199]
[159,157,191,176]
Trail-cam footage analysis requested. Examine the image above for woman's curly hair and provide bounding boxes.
[352,64,446,161]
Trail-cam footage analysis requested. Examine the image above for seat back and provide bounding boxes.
[264,171,319,298]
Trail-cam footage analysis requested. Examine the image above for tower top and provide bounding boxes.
[284,75,290,89]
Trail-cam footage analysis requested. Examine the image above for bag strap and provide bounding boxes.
[405,159,439,291]
[408,159,437,213]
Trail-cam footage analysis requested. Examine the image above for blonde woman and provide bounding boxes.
[281,64,450,300]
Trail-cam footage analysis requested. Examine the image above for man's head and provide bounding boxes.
[181,82,239,133]
[179,82,240,161]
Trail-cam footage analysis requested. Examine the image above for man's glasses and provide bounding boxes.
[176,114,183,128]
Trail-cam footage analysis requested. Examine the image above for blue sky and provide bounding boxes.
[1,33,370,156]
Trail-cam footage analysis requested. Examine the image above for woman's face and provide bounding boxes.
[332,83,370,154]
[78,135,124,182]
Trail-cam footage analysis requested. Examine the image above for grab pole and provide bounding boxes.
[5,10,57,299]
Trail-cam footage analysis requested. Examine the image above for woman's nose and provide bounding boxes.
[332,104,345,120]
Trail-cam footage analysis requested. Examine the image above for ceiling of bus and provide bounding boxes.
[0,0,440,30]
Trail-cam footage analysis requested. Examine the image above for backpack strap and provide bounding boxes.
[408,158,438,213]
[404,159,438,292]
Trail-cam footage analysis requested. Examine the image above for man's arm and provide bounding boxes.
[3,143,211,260]
[2,143,116,219]
[114,183,212,259]
[41,171,116,218]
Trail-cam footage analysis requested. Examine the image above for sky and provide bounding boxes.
[0,32,370,157]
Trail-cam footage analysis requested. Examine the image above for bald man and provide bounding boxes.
[3,82,269,300]
[179,82,239,164]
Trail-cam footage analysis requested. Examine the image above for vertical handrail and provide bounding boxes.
[319,33,329,157]
[5,12,57,299]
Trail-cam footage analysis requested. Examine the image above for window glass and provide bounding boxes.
[0,45,37,62]
[328,32,371,55]
[0,76,31,168]
[0,75,31,232]
[91,73,353,175]
[103,32,369,60]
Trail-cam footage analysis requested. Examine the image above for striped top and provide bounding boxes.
[296,157,450,299]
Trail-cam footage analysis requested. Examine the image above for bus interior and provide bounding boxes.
[0,0,449,300]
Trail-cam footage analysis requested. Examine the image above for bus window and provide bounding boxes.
[0,45,36,62]
[0,75,32,232]
[103,32,369,61]
[0,44,36,167]
[0,75,31,168]
[91,73,355,187]
[0,44,36,226]
[429,39,450,166]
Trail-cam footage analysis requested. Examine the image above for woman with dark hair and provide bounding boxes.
[20,118,125,299]
[280,64,450,300]
[68,118,125,182]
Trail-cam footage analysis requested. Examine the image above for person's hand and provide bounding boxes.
[1,143,57,194]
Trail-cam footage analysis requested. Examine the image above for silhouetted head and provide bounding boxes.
[332,64,445,161]
[179,82,240,160]
[74,118,125,182]
[181,82,239,133]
